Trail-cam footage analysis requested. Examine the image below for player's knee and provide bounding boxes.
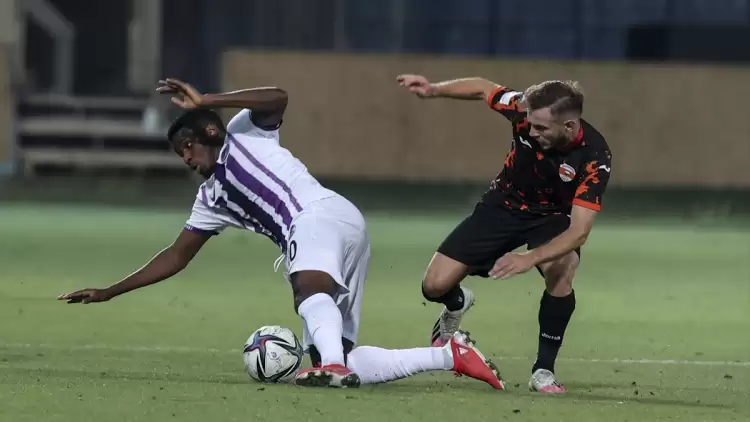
[421,270,450,299]
[422,253,467,299]
[422,275,461,300]
[543,253,579,296]
[421,281,442,301]
[290,270,338,312]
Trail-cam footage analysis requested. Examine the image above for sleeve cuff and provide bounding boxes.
[573,198,601,212]
[184,225,219,236]
[486,85,506,108]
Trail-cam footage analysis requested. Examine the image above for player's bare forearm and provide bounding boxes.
[201,87,288,114]
[103,247,190,299]
[431,78,500,101]
[528,205,598,266]
[527,228,588,266]
[59,228,211,304]
[103,229,209,300]
[57,245,192,304]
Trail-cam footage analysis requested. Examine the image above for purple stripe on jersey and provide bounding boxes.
[228,134,303,212]
[214,195,268,239]
[184,224,218,236]
[225,155,293,227]
[200,185,208,204]
[214,166,287,251]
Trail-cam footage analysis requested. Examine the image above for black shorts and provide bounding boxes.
[437,202,580,278]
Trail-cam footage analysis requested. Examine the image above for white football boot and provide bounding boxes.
[430,286,475,347]
[529,368,567,393]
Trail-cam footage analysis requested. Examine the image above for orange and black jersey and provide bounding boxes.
[481,86,612,215]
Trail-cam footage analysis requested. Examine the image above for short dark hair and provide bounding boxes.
[167,109,226,145]
[523,80,584,117]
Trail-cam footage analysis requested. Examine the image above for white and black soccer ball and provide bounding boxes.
[243,325,304,383]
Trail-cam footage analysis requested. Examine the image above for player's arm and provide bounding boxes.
[397,74,499,101]
[104,229,210,298]
[58,229,211,304]
[201,87,288,128]
[156,78,288,129]
[527,155,612,266]
[489,205,598,280]
[490,155,612,279]
[396,74,524,120]
[526,156,612,266]
[58,198,228,304]
[526,205,597,266]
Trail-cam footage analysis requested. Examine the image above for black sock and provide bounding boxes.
[533,290,576,374]
[422,283,465,312]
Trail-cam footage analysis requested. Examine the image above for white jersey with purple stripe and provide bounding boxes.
[184,109,336,251]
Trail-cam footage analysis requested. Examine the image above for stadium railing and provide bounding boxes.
[18,94,186,176]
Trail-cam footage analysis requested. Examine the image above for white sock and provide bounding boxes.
[297,293,345,366]
[346,344,454,384]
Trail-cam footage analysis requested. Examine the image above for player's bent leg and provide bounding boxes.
[346,331,504,390]
[422,252,469,299]
[539,251,578,297]
[291,270,360,388]
[424,204,524,347]
[530,251,579,394]
[421,253,476,347]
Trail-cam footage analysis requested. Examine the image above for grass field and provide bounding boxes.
[0,203,748,422]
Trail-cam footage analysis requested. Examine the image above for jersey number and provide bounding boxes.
[288,225,297,262]
[288,240,297,262]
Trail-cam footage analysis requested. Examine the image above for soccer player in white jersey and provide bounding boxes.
[58,78,505,390]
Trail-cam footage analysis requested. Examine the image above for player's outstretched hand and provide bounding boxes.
[57,288,112,304]
[156,78,204,109]
[396,74,435,98]
[489,252,535,280]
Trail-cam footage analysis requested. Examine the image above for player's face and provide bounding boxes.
[172,136,219,179]
[527,108,569,150]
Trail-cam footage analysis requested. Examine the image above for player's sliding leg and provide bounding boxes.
[347,330,505,390]
[421,252,476,346]
[529,251,579,394]
[290,270,361,388]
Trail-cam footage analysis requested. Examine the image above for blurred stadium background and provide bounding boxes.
[0,0,748,216]
[0,2,749,422]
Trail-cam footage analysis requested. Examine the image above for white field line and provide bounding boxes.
[1,342,748,367]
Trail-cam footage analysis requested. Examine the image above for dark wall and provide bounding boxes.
[26,0,131,95]
[22,0,750,96]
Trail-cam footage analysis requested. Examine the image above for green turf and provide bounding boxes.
[0,204,748,422]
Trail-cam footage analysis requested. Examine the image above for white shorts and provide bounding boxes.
[282,194,370,349]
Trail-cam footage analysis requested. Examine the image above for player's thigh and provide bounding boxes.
[287,217,348,310]
[287,197,368,310]
[431,203,525,291]
[302,233,368,363]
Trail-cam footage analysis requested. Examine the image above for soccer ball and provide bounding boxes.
[243,325,304,383]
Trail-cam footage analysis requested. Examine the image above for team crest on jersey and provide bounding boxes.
[559,163,576,182]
